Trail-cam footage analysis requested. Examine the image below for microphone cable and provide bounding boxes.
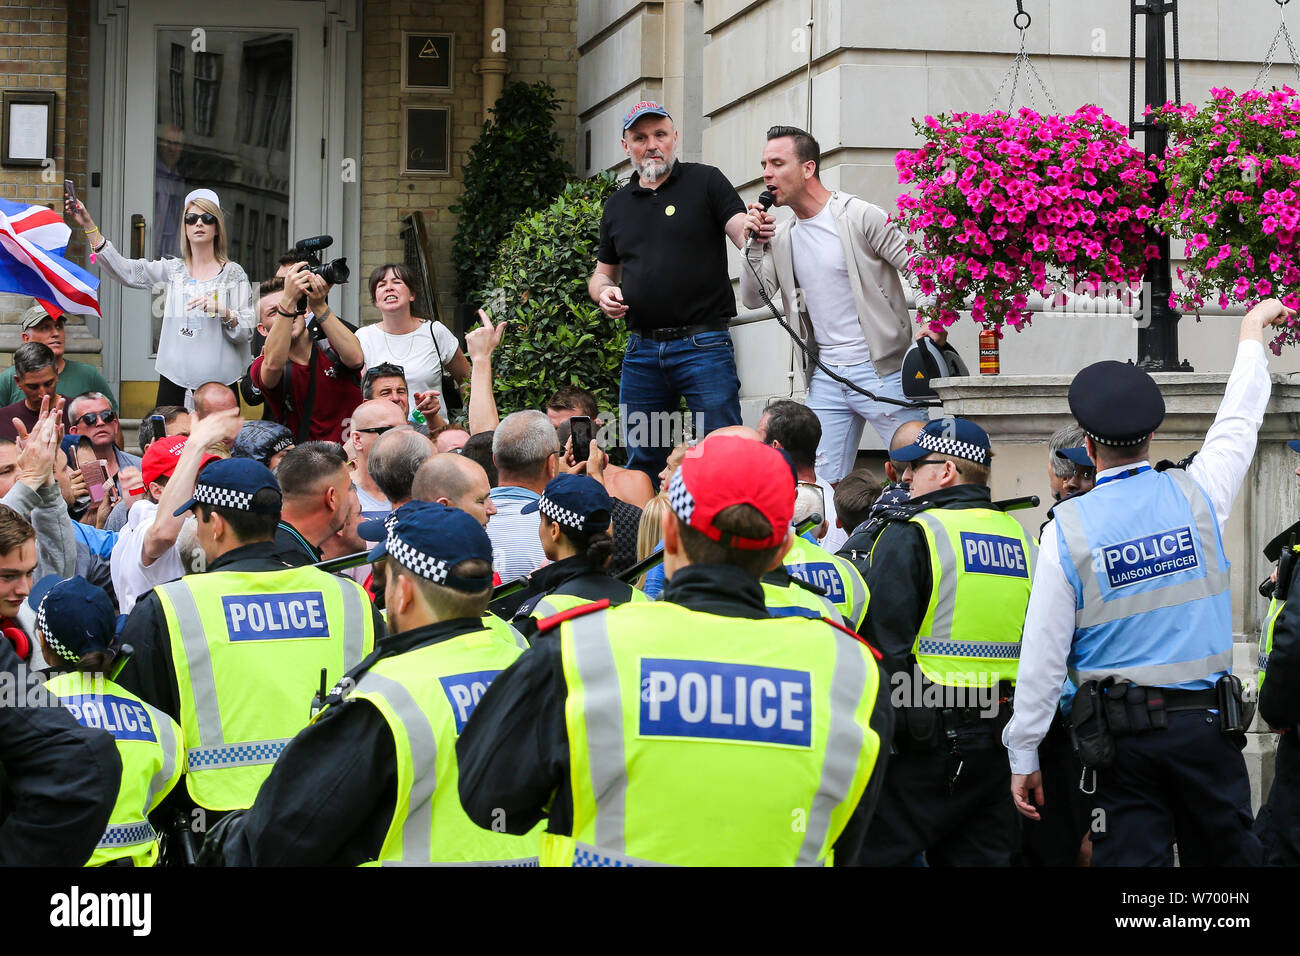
[740,247,941,410]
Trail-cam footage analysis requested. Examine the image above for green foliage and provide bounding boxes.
[476,172,624,415]
[450,81,570,301]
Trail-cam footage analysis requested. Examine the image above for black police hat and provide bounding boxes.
[1068,361,1165,447]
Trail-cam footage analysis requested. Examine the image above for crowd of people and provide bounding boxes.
[2,101,1299,870]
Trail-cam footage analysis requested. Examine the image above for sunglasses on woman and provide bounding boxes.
[184,212,218,225]
[76,410,118,427]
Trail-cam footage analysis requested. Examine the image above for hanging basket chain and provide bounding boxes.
[990,26,1059,114]
[1254,0,1300,90]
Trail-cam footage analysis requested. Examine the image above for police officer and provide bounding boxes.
[1253,437,1300,864]
[205,501,539,865]
[117,458,380,822]
[1004,299,1290,866]
[508,474,648,636]
[782,519,869,630]
[457,435,892,866]
[0,607,121,865]
[35,575,184,866]
[852,417,1034,866]
[1020,440,1095,868]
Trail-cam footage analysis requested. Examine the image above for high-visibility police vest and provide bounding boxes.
[901,505,1036,687]
[526,586,649,622]
[154,566,375,811]
[1054,468,1232,692]
[342,625,540,865]
[783,536,869,630]
[44,672,184,867]
[480,611,529,649]
[761,578,843,624]
[544,601,882,867]
[1258,543,1300,696]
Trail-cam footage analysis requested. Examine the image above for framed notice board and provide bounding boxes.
[402,106,451,176]
[402,33,453,92]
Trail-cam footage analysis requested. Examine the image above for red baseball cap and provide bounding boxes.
[666,434,795,550]
[141,435,221,487]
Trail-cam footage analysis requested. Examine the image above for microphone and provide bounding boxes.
[746,191,775,243]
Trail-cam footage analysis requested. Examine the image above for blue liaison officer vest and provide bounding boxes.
[1053,467,1233,694]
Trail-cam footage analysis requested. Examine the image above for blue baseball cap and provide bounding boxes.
[622,100,672,131]
[890,417,992,467]
[521,474,612,534]
[29,575,116,663]
[232,421,295,467]
[1055,446,1095,468]
[357,511,395,543]
[367,501,495,592]
[1288,440,1300,454]
[173,457,282,517]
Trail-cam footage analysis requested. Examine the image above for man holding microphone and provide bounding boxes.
[740,125,935,486]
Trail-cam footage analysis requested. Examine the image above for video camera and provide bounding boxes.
[292,235,350,287]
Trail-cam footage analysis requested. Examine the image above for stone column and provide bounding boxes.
[934,370,1300,811]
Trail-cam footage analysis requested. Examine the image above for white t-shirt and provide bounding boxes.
[790,202,871,366]
[816,474,848,554]
[110,500,187,615]
[354,480,390,519]
[356,319,459,416]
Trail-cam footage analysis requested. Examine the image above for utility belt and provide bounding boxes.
[1070,675,1245,773]
[896,679,1014,754]
[634,321,730,342]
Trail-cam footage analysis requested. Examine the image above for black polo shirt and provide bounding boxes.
[597,161,745,331]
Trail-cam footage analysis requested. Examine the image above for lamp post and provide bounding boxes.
[1129,0,1191,370]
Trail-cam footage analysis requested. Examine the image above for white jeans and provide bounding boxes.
[806,361,929,484]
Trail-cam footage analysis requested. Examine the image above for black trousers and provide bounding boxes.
[1017,716,1094,866]
[856,728,1017,867]
[1089,709,1261,866]
[1256,729,1300,865]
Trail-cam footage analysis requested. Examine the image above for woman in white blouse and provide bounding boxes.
[356,263,469,428]
[67,187,253,408]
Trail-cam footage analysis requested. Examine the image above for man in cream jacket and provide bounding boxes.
[740,125,936,485]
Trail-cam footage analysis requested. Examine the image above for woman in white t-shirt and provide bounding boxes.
[356,263,469,427]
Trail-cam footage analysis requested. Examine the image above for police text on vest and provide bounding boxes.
[959,532,1028,578]
[222,591,330,640]
[1095,527,1199,589]
[639,658,813,747]
[60,693,158,742]
[786,562,846,602]
[440,669,503,734]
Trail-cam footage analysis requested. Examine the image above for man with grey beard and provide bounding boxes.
[587,101,749,489]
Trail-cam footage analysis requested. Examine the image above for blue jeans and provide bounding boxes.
[619,330,742,484]
[806,361,928,484]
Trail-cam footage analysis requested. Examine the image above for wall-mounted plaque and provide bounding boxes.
[402,106,451,176]
[402,33,453,92]
[2,91,55,168]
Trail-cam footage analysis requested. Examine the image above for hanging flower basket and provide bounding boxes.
[1153,86,1300,353]
[895,105,1159,334]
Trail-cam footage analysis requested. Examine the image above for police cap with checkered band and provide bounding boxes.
[521,473,612,534]
[1069,360,1165,447]
[28,574,116,664]
[890,417,993,467]
[173,457,282,517]
[367,500,495,592]
[667,434,795,550]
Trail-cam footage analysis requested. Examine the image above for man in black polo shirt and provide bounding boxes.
[588,101,749,487]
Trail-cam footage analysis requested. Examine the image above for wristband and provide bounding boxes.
[274,306,299,318]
